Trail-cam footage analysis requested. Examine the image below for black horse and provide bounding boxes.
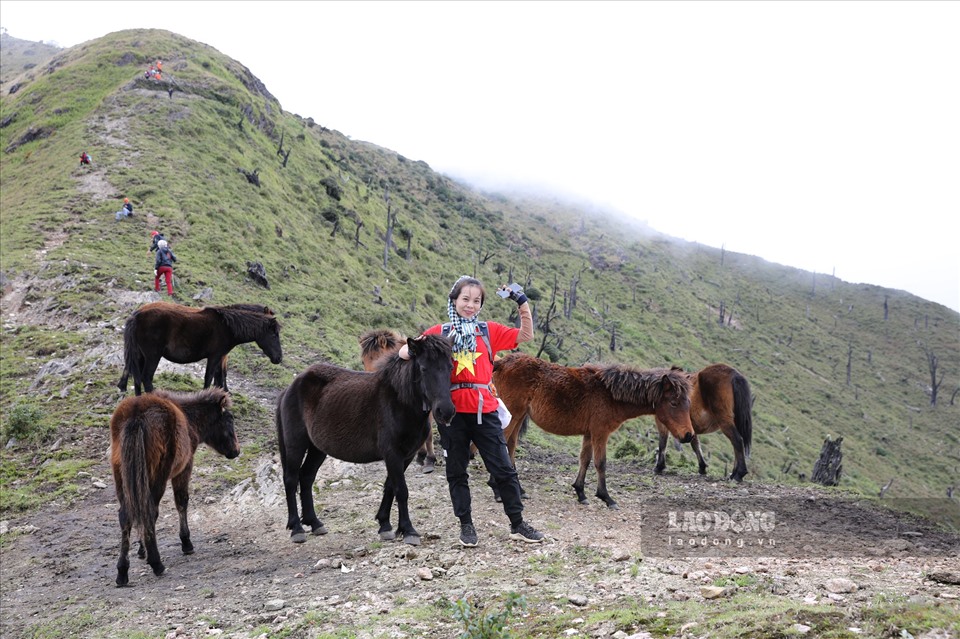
[117,302,282,395]
[276,334,455,545]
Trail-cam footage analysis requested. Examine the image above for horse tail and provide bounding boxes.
[275,388,288,475]
[119,313,141,392]
[731,371,753,458]
[120,413,157,536]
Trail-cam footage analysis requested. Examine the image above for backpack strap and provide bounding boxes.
[442,321,493,365]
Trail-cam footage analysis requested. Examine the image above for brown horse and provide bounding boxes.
[359,328,438,473]
[494,353,694,509]
[655,363,753,481]
[276,334,456,545]
[117,302,282,395]
[110,388,239,586]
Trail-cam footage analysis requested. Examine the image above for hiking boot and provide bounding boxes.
[510,521,544,543]
[459,522,478,547]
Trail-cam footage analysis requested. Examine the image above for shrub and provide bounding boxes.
[450,592,526,639]
[3,402,53,444]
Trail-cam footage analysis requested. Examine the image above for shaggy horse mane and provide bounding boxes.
[359,329,406,364]
[374,334,450,407]
[209,304,278,342]
[595,364,690,407]
[153,387,232,410]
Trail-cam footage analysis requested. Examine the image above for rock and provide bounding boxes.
[824,578,858,594]
[793,624,811,634]
[92,480,107,489]
[612,549,631,562]
[193,287,214,301]
[700,586,734,599]
[567,594,588,606]
[928,572,960,585]
[263,599,285,611]
[417,567,434,581]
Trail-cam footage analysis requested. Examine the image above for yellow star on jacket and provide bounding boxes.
[453,350,481,375]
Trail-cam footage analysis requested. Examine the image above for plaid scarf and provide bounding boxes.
[447,298,479,354]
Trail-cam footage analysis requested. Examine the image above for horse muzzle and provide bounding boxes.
[432,402,455,427]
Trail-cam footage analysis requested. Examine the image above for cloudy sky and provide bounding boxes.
[3,1,958,312]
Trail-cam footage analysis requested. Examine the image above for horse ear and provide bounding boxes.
[219,392,232,412]
[406,337,418,357]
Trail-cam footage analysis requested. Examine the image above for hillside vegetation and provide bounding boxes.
[1,28,958,513]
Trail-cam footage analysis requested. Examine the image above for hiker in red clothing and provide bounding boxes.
[79,151,91,165]
[154,240,177,295]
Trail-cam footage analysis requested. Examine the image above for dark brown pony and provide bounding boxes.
[494,353,694,509]
[359,329,438,473]
[276,334,456,545]
[117,302,282,395]
[110,388,239,586]
[655,363,753,481]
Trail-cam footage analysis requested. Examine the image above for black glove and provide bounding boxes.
[499,283,528,306]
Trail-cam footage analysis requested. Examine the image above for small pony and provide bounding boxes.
[117,302,283,395]
[276,334,455,545]
[655,363,753,481]
[359,328,439,473]
[110,387,239,586]
[494,353,694,509]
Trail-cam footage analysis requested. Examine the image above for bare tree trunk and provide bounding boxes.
[879,478,894,498]
[924,347,944,406]
[845,343,853,386]
[383,188,394,270]
[811,436,843,486]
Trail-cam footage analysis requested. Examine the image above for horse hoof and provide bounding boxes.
[577,499,589,506]
[291,532,307,544]
[380,530,397,541]
[403,534,421,546]
[422,462,435,474]
[607,503,620,511]
[312,524,328,536]
[151,563,165,577]
[182,547,195,555]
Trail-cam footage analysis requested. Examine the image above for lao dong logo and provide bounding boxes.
[667,510,776,534]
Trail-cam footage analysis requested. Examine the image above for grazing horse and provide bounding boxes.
[359,328,438,473]
[655,363,753,481]
[111,388,239,586]
[494,353,694,509]
[276,334,455,545]
[117,302,282,395]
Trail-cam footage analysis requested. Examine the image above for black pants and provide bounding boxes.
[438,410,523,527]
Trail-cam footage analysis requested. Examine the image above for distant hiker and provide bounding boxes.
[156,60,163,73]
[144,68,154,80]
[79,151,91,165]
[154,239,177,296]
[115,198,134,221]
[148,230,166,254]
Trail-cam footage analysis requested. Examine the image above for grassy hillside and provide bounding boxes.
[1,29,958,513]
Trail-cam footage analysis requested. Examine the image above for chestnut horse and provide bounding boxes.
[111,388,239,586]
[359,328,438,473]
[494,353,694,509]
[276,334,455,545]
[117,302,283,395]
[655,363,753,481]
